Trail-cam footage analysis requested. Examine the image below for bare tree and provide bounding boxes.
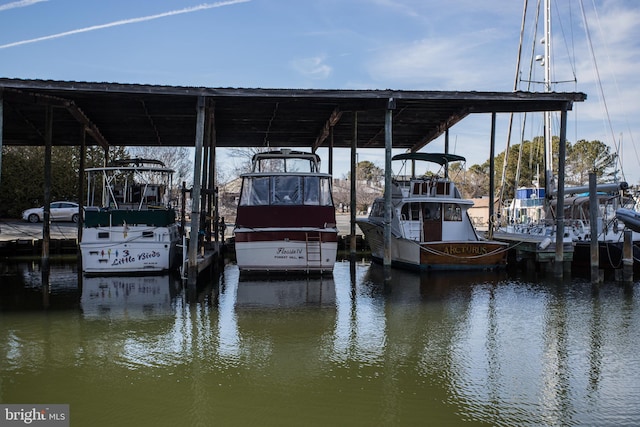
[128,146,193,184]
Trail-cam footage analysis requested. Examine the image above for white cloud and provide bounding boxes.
[0,0,46,12]
[366,29,508,90]
[291,55,332,80]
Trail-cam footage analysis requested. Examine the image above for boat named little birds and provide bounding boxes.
[80,158,181,275]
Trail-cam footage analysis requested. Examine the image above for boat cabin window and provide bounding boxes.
[370,200,384,218]
[401,203,421,221]
[239,176,333,207]
[304,176,330,205]
[423,203,441,221]
[443,203,462,221]
[273,176,302,205]
[240,176,270,206]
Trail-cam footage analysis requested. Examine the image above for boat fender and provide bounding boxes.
[539,237,552,250]
[572,220,583,237]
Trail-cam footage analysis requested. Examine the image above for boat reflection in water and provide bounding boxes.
[80,274,181,319]
[235,275,336,308]
[216,265,337,362]
[2,260,639,426]
[361,262,508,301]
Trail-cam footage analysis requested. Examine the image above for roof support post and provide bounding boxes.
[589,172,600,283]
[384,98,396,279]
[350,112,358,257]
[0,93,3,217]
[444,128,450,178]
[202,117,211,242]
[77,126,86,243]
[554,107,568,277]
[208,105,218,243]
[488,112,496,240]
[188,96,206,287]
[42,105,53,302]
[328,126,334,176]
[101,146,109,207]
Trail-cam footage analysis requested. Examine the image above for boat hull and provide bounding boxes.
[358,220,507,271]
[572,240,640,274]
[234,229,337,273]
[80,225,180,275]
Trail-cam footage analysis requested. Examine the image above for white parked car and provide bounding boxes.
[22,201,80,223]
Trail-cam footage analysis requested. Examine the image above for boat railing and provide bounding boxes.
[393,177,460,199]
[500,216,626,241]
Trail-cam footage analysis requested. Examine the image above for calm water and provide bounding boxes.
[1,258,639,426]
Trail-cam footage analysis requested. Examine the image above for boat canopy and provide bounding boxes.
[84,158,174,209]
[85,158,175,174]
[239,175,333,207]
[392,152,466,165]
[251,149,321,173]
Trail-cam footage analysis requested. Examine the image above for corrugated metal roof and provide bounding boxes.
[0,78,586,152]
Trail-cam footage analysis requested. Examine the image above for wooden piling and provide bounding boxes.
[589,173,601,284]
[623,230,633,283]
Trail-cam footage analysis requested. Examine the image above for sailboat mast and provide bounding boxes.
[543,0,555,195]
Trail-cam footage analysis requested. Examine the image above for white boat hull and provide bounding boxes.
[80,225,180,275]
[358,220,507,271]
[235,238,337,273]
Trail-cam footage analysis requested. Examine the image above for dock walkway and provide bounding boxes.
[0,220,78,255]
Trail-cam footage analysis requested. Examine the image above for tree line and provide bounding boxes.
[0,145,191,218]
[450,137,619,200]
[1,137,617,218]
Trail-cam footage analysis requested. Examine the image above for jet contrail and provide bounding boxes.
[0,0,250,49]
[0,0,47,13]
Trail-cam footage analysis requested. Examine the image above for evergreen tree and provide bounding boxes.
[0,144,128,218]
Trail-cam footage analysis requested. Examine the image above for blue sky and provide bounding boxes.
[1,0,639,184]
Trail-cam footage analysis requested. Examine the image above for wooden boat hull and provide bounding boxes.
[418,241,508,269]
[358,220,507,271]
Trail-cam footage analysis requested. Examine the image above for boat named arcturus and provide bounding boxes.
[357,153,508,271]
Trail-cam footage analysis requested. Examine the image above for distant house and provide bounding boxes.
[218,177,242,224]
[469,196,491,231]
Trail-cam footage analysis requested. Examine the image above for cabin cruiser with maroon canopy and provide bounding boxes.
[233,150,338,273]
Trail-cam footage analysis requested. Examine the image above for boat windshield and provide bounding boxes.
[253,156,319,173]
[239,175,333,207]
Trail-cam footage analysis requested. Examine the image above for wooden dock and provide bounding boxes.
[493,231,573,271]
[0,221,78,256]
[0,220,224,280]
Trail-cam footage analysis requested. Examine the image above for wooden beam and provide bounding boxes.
[188,96,206,287]
[313,107,342,151]
[2,88,110,149]
[64,101,110,150]
[42,106,53,281]
[554,107,568,278]
[0,92,3,198]
[384,98,395,279]
[350,112,357,256]
[408,107,470,153]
